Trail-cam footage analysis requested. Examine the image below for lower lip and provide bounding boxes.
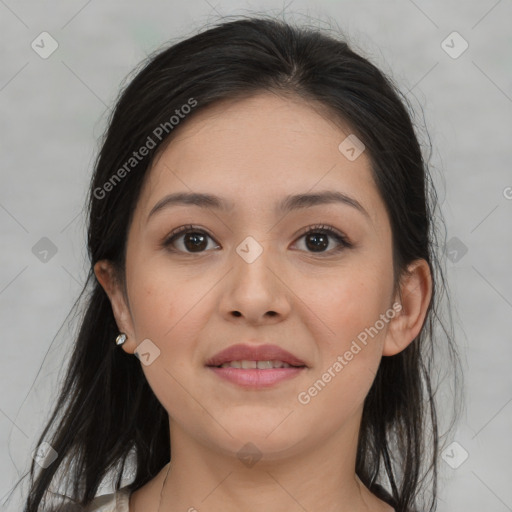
[207,366,305,388]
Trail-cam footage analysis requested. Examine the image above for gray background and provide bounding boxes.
[1,1,511,510]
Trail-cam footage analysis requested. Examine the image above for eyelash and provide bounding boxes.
[162,223,352,256]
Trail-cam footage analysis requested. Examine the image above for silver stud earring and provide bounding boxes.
[115,333,127,346]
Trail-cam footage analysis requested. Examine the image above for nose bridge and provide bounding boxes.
[232,233,278,289]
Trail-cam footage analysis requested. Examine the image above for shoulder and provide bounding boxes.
[83,487,132,512]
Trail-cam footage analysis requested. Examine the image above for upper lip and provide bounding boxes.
[205,343,307,367]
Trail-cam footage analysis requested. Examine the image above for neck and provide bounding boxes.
[148,420,392,512]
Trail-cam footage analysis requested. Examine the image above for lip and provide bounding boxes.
[208,366,305,388]
[204,343,307,368]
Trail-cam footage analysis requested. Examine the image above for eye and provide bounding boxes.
[162,223,352,255]
[292,224,352,254]
[162,224,220,254]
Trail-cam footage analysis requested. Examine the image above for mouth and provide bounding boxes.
[205,343,307,388]
[212,360,305,369]
[205,343,307,368]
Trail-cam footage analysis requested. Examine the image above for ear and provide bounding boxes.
[382,259,432,357]
[94,260,137,354]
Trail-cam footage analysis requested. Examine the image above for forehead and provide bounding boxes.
[135,92,384,227]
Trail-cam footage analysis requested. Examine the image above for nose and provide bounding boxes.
[218,238,292,325]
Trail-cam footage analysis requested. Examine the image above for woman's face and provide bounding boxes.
[97,92,419,462]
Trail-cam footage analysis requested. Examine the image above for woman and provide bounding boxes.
[16,15,462,512]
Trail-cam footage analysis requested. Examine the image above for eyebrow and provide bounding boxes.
[147,190,370,221]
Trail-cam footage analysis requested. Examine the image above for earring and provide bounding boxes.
[115,333,127,346]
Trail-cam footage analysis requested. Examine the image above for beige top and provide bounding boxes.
[84,487,132,512]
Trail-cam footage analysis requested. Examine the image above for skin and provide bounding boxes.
[95,92,432,512]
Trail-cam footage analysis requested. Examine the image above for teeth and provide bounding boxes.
[256,360,273,369]
[219,360,293,369]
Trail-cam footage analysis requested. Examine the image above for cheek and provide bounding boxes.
[294,280,391,434]
[127,260,202,339]
[306,262,393,345]
[125,261,215,391]
[295,258,394,411]
[329,282,390,342]
[126,266,212,417]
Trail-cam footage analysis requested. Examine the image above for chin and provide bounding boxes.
[212,421,305,457]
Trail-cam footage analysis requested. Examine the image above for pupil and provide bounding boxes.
[185,233,207,252]
[306,233,328,252]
